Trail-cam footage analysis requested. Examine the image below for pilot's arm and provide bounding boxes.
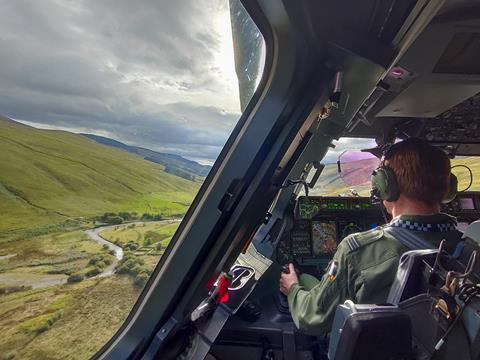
[280,240,355,336]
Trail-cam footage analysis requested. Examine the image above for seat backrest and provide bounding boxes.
[387,249,438,304]
[362,233,480,360]
[328,221,480,360]
[460,220,480,283]
[329,303,413,360]
[463,220,480,244]
[399,294,473,360]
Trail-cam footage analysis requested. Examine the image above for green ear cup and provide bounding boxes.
[442,174,458,204]
[371,167,400,202]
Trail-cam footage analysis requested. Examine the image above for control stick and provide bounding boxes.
[281,263,299,275]
[278,263,299,313]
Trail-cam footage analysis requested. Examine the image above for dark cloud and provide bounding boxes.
[0,0,240,161]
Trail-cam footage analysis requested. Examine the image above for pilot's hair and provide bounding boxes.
[385,139,451,205]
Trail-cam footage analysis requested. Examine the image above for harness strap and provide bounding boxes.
[384,226,435,250]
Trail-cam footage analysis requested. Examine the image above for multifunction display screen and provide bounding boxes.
[460,197,475,210]
[311,221,338,255]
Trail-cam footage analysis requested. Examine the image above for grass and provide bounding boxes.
[310,163,371,197]
[0,117,199,232]
[100,221,179,273]
[0,276,140,360]
[0,117,199,359]
[452,156,480,192]
[0,221,176,359]
[0,230,112,275]
[100,221,179,248]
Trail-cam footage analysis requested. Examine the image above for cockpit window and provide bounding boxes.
[452,156,480,191]
[0,0,264,358]
[308,138,377,197]
[306,139,480,197]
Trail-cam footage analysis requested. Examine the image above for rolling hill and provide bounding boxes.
[0,117,200,232]
[82,134,211,181]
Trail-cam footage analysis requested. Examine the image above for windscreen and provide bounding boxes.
[307,138,378,197]
[306,141,480,197]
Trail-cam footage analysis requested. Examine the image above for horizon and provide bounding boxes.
[7,116,216,166]
[5,116,377,166]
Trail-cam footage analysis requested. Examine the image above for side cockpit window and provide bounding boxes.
[0,1,264,358]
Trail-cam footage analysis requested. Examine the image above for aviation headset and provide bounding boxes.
[371,139,458,203]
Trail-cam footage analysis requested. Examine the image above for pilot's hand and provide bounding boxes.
[279,263,298,295]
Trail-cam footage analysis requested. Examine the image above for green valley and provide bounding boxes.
[0,116,199,232]
[0,117,201,359]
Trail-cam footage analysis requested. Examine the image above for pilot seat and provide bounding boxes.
[328,220,480,360]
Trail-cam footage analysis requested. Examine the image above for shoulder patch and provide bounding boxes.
[343,228,384,252]
[345,235,361,252]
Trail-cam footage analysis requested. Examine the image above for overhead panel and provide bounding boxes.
[377,18,480,118]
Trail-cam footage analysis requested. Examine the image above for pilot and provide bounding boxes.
[279,138,463,336]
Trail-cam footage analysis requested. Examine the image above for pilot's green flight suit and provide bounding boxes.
[287,213,463,336]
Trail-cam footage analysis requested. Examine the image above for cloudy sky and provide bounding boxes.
[0,0,245,164]
[0,0,376,166]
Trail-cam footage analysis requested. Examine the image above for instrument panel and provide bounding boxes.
[277,197,383,274]
[277,193,480,276]
[296,197,377,219]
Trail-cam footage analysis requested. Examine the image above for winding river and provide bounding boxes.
[0,224,125,289]
[85,226,124,277]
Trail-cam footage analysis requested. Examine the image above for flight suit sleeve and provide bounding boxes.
[287,241,353,336]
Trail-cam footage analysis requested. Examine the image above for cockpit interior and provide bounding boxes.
[209,190,480,359]
[196,0,480,357]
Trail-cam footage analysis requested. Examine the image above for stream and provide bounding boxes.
[0,224,126,289]
[85,226,124,278]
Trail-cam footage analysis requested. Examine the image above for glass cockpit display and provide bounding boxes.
[311,221,338,255]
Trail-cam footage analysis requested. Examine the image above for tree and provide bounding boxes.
[67,273,84,283]
[134,272,149,287]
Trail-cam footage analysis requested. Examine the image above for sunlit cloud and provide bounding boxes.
[0,0,242,162]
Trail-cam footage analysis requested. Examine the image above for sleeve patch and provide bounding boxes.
[346,236,361,252]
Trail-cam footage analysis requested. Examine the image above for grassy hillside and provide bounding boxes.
[83,133,211,179]
[0,276,140,360]
[311,156,480,197]
[0,117,200,231]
